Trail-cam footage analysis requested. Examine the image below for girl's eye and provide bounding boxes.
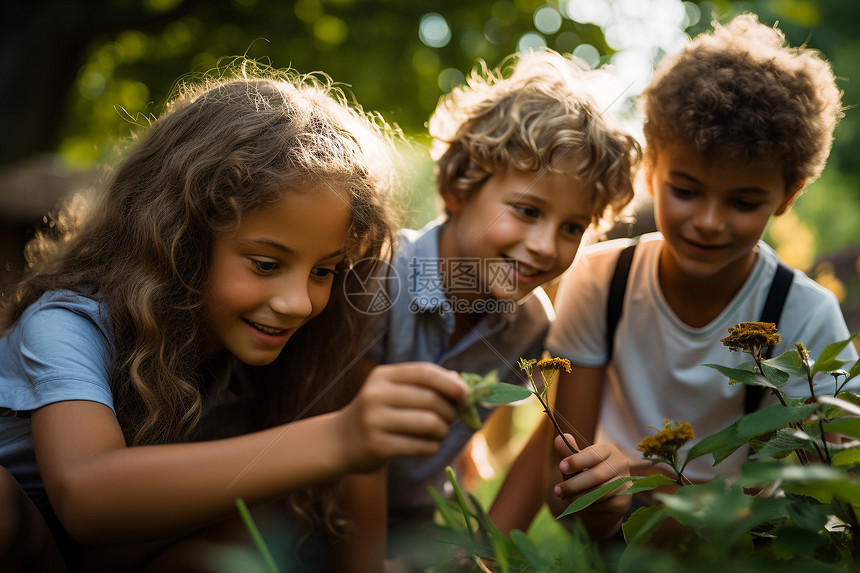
[250,258,279,273]
[513,204,540,219]
[311,267,337,280]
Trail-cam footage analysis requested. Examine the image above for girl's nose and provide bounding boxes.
[269,277,314,319]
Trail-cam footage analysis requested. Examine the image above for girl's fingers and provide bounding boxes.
[368,383,459,422]
[372,363,467,404]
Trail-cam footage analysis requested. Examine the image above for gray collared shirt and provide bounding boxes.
[365,219,553,513]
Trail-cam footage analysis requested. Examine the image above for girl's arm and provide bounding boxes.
[31,362,466,544]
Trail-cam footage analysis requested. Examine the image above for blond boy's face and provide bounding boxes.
[438,155,593,303]
[647,144,799,286]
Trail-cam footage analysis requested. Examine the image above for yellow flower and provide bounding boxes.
[537,357,571,391]
[720,322,781,353]
[636,419,696,460]
[536,357,572,373]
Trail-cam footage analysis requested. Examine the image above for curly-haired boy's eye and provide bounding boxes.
[732,199,761,212]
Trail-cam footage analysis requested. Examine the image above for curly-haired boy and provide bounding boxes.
[545,13,857,512]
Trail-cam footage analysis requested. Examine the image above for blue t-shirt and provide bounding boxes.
[0,290,114,509]
[0,290,253,512]
[366,219,554,513]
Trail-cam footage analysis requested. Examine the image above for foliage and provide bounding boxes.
[432,324,860,571]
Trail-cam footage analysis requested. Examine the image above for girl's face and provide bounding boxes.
[203,186,352,365]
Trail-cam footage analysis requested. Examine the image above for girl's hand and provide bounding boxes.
[337,362,467,473]
[551,433,632,533]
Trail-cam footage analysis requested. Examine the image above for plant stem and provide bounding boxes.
[532,390,578,454]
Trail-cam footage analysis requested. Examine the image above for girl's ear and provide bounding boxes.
[775,178,806,216]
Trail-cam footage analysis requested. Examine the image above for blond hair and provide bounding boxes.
[429,49,641,231]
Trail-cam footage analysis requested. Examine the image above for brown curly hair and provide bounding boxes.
[639,13,844,190]
[0,61,401,537]
[429,49,641,232]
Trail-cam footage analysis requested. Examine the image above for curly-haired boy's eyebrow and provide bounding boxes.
[667,171,771,196]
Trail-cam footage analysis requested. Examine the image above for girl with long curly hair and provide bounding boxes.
[0,63,466,572]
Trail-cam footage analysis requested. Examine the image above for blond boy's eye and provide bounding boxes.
[562,222,585,235]
[513,204,540,218]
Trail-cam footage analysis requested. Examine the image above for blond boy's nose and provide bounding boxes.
[525,224,557,259]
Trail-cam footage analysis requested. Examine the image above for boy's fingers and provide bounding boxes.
[553,433,580,456]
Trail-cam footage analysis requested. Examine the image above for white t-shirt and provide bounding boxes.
[546,232,859,480]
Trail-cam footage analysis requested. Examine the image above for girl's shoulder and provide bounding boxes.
[16,289,111,344]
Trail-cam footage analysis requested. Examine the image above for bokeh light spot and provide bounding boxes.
[420,13,452,48]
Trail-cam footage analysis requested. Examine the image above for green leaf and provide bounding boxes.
[686,403,820,464]
[558,476,633,517]
[811,336,856,377]
[818,395,860,417]
[428,485,463,532]
[846,357,860,382]
[445,466,475,539]
[764,349,806,377]
[625,473,677,495]
[510,529,544,569]
[740,402,819,437]
[480,382,533,405]
[711,443,746,465]
[621,504,669,546]
[831,445,860,468]
[457,403,482,430]
[737,460,860,505]
[704,363,776,388]
[558,474,674,518]
[823,417,860,441]
[761,361,791,387]
[235,498,280,573]
[751,427,821,460]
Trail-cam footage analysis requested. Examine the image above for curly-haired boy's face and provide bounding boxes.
[647,144,800,287]
[438,156,593,303]
[203,187,350,365]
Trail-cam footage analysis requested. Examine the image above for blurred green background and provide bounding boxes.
[1,0,858,330]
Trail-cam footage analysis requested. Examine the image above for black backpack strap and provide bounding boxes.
[744,262,795,414]
[605,240,639,360]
